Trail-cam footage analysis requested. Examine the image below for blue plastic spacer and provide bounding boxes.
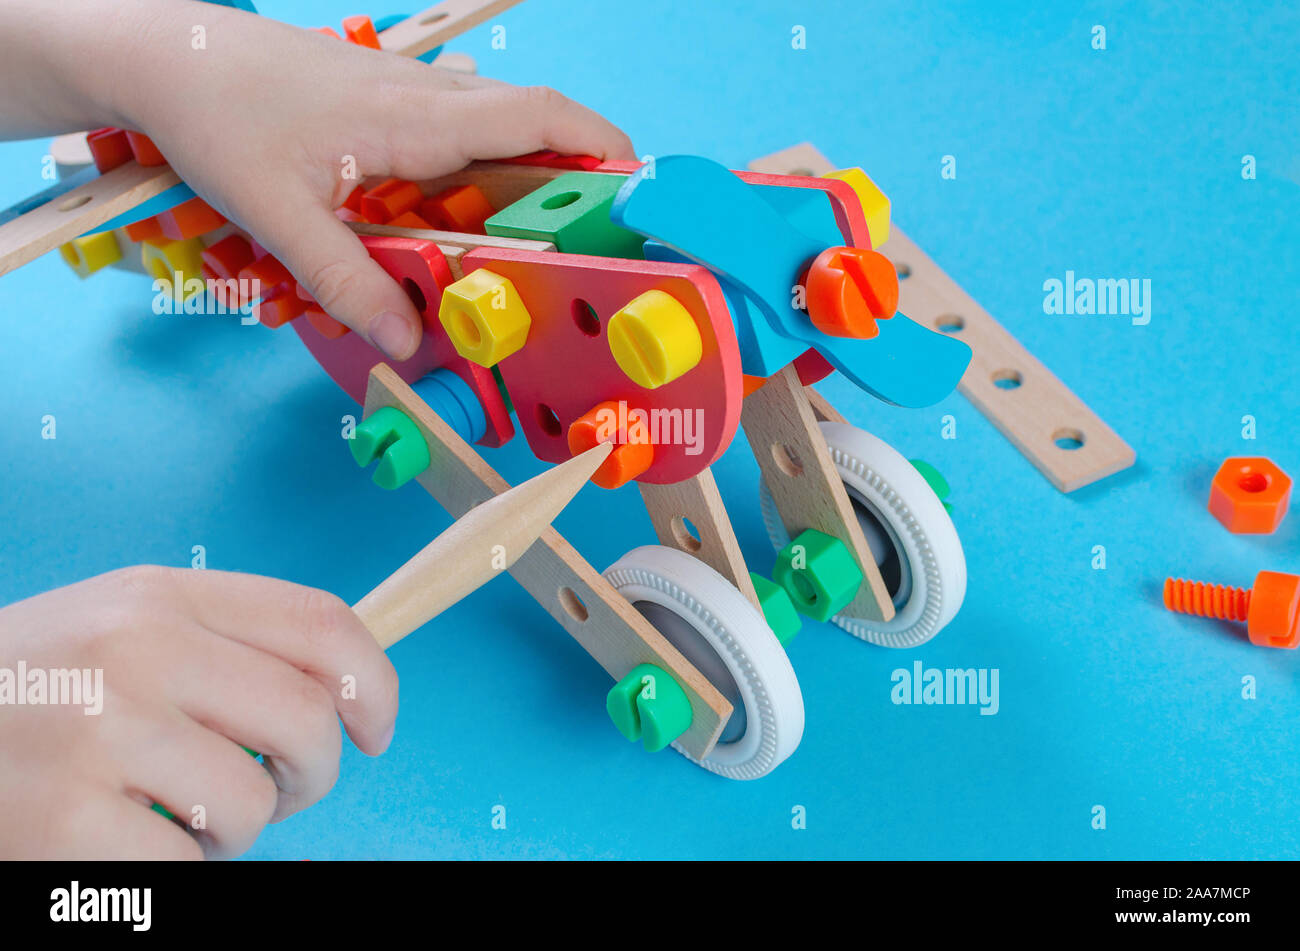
[411,368,487,444]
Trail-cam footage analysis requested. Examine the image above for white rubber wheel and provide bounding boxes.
[603,545,804,780]
[759,421,966,648]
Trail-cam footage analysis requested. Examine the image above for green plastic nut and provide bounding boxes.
[350,406,431,490]
[910,458,952,513]
[750,572,802,646]
[485,172,646,258]
[606,663,693,753]
[773,529,864,622]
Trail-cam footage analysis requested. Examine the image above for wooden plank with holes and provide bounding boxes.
[0,0,521,278]
[347,221,553,279]
[410,161,577,211]
[638,471,760,607]
[748,143,1137,493]
[0,162,181,277]
[742,365,894,621]
[378,0,523,58]
[364,364,730,759]
[804,386,848,425]
[882,229,1136,492]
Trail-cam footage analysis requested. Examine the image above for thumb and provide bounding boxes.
[253,199,422,361]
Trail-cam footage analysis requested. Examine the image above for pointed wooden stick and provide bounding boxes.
[353,440,613,649]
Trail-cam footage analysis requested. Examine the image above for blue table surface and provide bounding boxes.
[1,0,1297,860]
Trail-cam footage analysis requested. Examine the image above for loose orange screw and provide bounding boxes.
[1163,571,1300,648]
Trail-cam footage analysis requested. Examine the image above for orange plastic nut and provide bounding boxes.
[387,211,433,229]
[342,184,365,213]
[342,15,381,49]
[124,131,166,167]
[313,26,343,39]
[199,263,247,311]
[124,215,166,244]
[360,179,423,223]
[804,245,898,339]
[257,286,308,328]
[157,197,226,241]
[419,185,495,233]
[86,127,133,173]
[566,400,655,489]
[200,235,255,280]
[1208,457,1291,534]
[306,306,351,339]
[239,254,292,291]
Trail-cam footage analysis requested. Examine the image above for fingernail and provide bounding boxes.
[370,311,416,361]
[379,721,396,754]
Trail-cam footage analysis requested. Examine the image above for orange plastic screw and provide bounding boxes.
[803,245,898,339]
[1163,571,1300,648]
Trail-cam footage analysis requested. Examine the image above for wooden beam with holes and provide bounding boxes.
[749,143,1136,493]
[638,471,760,607]
[0,0,523,278]
[347,221,553,279]
[742,365,895,622]
[364,363,730,760]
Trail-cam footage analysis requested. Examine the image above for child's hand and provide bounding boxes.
[0,566,398,859]
[1,0,635,359]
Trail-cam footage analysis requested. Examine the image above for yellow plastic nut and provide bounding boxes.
[437,268,531,368]
[58,231,123,278]
[141,238,207,298]
[607,290,703,389]
[823,167,890,249]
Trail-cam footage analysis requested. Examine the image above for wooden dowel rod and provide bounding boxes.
[353,440,612,649]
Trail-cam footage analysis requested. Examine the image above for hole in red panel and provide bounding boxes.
[536,403,562,437]
[572,299,600,336]
[402,277,427,314]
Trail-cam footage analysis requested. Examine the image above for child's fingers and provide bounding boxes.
[44,788,204,861]
[238,189,423,360]
[412,84,635,171]
[168,569,399,758]
[165,632,347,823]
[121,705,279,860]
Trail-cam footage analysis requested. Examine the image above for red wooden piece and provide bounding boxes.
[461,247,743,484]
[290,236,513,448]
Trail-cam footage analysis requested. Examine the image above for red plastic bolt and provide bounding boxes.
[803,245,898,339]
[1163,571,1300,648]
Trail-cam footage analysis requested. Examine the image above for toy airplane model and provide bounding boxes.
[0,0,1134,779]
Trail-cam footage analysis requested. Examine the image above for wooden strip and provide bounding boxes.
[0,1,521,277]
[378,0,523,58]
[409,161,574,210]
[747,143,836,177]
[638,471,760,606]
[741,366,894,621]
[803,386,848,425]
[882,229,1136,492]
[0,162,180,276]
[364,364,729,759]
[749,144,1137,493]
[347,220,553,279]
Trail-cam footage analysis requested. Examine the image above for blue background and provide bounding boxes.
[1,0,1297,859]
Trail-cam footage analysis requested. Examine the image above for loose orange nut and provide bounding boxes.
[804,245,898,339]
[566,400,655,489]
[1208,457,1291,534]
